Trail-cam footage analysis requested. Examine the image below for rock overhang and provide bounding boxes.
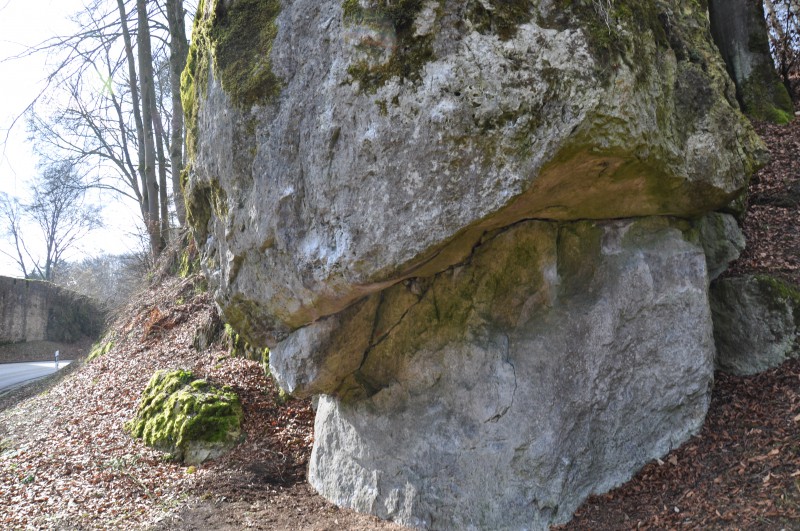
[184,0,763,349]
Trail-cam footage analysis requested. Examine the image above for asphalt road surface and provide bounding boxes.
[0,361,73,393]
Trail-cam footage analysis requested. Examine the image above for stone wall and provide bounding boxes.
[0,276,105,344]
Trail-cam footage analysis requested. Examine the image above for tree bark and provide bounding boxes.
[708,0,794,123]
[166,0,188,227]
[136,0,164,257]
[155,110,170,243]
[115,0,149,219]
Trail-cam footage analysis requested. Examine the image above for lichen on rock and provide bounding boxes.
[183,0,764,349]
[126,369,243,464]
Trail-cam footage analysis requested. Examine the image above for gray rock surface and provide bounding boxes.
[696,212,746,280]
[710,275,800,375]
[183,0,764,528]
[185,0,762,345]
[309,218,715,529]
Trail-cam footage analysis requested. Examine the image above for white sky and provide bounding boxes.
[0,0,143,278]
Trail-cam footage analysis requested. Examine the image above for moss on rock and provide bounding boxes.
[211,0,281,107]
[466,0,532,41]
[86,339,114,363]
[181,0,282,160]
[344,0,538,93]
[224,323,271,371]
[126,369,243,464]
[740,65,794,125]
[545,0,702,82]
[184,177,228,242]
[753,274,800,314]
[344,0,438,93]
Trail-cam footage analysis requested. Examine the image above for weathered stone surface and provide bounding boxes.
[696,212,746,280]
[185,0,763,345]
[183,1,765,528]
[308,218,714,529]
[710,275,800,375]
[0,276,105,344]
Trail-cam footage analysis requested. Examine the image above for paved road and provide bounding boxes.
[0,361,73,393]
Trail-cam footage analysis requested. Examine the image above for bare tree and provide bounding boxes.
[18,0,193,260]
[0,193,30,278]
[56,252,147,310]
[0,161,102,281]
[764,0,800,95]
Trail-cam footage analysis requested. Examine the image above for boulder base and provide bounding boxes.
[309,219,714,529]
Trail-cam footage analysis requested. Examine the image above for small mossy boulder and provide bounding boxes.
[710,274,800,375]
[126,369,243,464]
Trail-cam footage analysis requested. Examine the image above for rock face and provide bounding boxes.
[696,213,746,281]
[710,275,800,375]
[310,218,715,528]
[183,0,763,528]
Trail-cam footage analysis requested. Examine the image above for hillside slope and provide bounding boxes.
[0,273,400,529]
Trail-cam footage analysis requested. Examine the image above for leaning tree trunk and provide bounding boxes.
[709,0,794,123]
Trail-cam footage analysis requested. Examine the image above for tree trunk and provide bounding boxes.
[136,0,163,257]
[166,0,188,227]
[115,0,148,218]
[155,111,170,243]
[708,0,794,123]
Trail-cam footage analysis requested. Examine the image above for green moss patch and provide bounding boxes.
[86,340,114,363]
[740,66,794,125]
[344,0,437,93]
[181,0,282,160]
[184,178,228,242]
[546,1,685,81]
[126,370,243,464]
[224,323,270,371]
[753,274,800,315]
[211,0,281,107]
[466,0,532,41]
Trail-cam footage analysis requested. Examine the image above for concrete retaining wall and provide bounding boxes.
[0,276,105,344]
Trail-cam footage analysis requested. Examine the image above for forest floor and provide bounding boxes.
[0,109,799,529]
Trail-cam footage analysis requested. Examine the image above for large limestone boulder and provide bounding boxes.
[183,0,763,528]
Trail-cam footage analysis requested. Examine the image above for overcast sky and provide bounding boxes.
[0,0,143,278]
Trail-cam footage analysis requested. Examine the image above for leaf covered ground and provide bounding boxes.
[0,274,400,530]
[1,108,799,530]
